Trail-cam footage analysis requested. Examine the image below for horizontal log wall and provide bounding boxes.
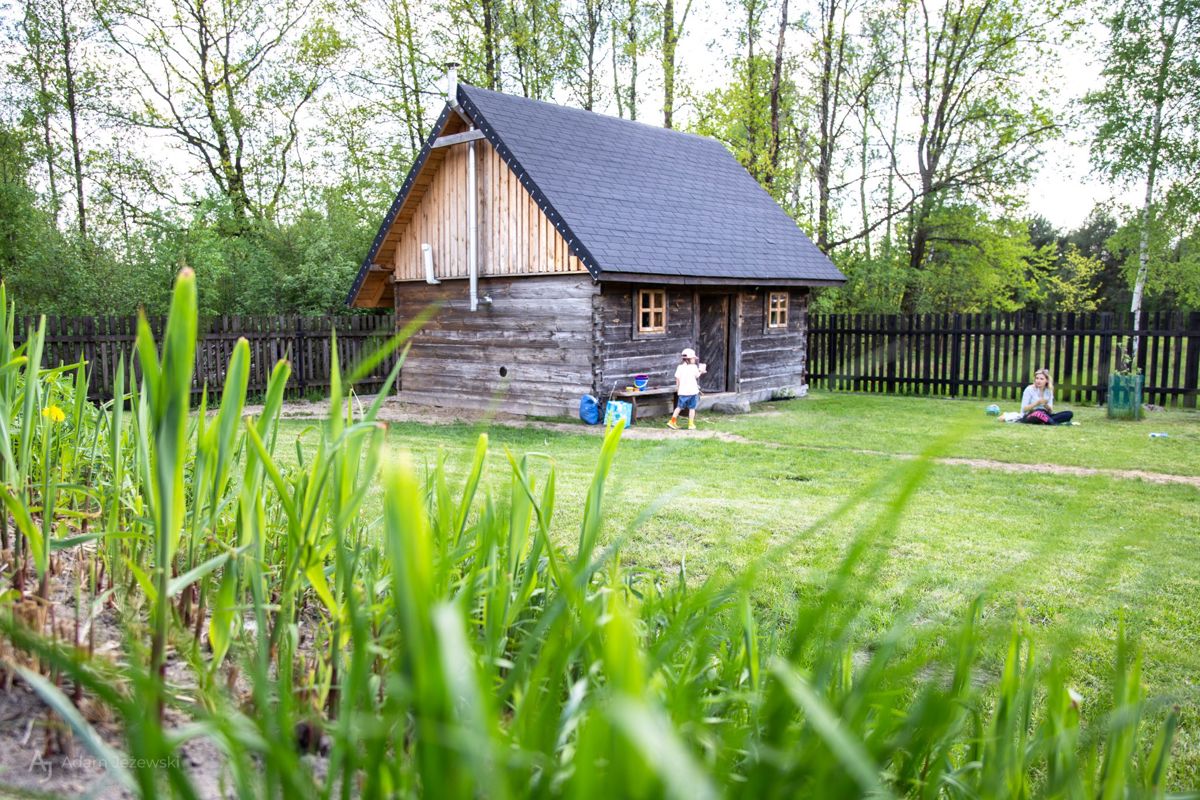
[16,314,398,401]
[595,284,808,402]
[395,275,597,415]
[594,284,697,398]
[807,311,1200,408]
[736,289,808,395]
[391,140,586,282]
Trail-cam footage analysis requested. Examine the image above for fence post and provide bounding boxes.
[83,316,96,387]
[1097,313,1113,405]
[949,313,962,397]
[1185,311,1200,409]
[1019,312,1034,396]
[294,317,306,395]
[826,314,836,391]
[886,315,898,394]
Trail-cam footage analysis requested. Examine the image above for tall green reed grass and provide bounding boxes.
[0,271,1189,798]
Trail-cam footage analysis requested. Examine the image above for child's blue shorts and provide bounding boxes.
[677,394,699,410]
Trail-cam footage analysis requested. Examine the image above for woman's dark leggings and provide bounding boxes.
[1019,410,1074,425]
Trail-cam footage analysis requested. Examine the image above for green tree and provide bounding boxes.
[1107,207,1200,312]
[656,0,693,127]
[611,0,645,118]
[563,0,613,110]
[343,0,435,156]
[502,0,570,98]
[692,0,794,188]
[93,0,348,224]
[0,122,87,312]
[1086,0,1200,351]
[913,203,1047,312]
[900,0,1066,311]
[10,0,101,237]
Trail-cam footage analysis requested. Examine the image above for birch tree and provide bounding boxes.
[1086,0,1200,357]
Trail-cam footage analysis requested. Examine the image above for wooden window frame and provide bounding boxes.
[766,291,790,332]
[635,288,667,336]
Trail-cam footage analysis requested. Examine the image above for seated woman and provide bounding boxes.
[1019,368,1073,425]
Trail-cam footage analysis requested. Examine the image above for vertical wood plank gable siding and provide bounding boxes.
[390,142,587,282]
[394,275,597,415]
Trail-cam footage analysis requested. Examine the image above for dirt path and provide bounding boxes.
[932,456,1200,488]
[262,397,757,443]
[266,398,1200,488]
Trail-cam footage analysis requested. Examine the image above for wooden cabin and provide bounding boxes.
[347,78,845,417]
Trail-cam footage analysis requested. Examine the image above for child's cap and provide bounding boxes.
[681,347,697,359]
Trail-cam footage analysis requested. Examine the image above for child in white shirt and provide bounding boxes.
[668,347,706,430]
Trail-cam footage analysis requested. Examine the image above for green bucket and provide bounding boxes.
[1107,373,1143,420]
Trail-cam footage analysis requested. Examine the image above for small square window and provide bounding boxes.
[638,289,666,333]
[768,292,789,329]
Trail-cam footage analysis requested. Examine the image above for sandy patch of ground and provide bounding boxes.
[262,396,757,443]
[932,456,1200,488]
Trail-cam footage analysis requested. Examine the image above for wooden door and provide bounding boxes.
[698,294,730,392]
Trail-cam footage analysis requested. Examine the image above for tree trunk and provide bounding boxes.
[661,0,689,127]
[662,0,673,127]
[58,0,86,238]
[766,0,788,185]
[627,0,639,120]
[584,0,600,110]
[1130,7,1180,363]
[814,0,844,253]
[745,1,759,172]
[612,18,625,117]
[482,0,498,90]
[859,103,870,261]
[401,0,424,153]
[25,4,59,224]
[884,2,908,256]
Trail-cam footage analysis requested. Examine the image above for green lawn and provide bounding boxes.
[279,391,1200,785]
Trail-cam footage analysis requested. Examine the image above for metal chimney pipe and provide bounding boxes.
[444,61,460,106]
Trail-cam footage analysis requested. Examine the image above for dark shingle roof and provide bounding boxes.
[457,84,844,285]
[347,85,844,305]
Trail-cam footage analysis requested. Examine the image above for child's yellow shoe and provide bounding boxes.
[687,421,696,430]
[667,419,679,430]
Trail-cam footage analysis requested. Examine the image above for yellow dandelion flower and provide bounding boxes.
[42,405,66,424]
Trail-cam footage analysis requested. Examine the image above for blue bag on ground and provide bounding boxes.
[579,394,602,425]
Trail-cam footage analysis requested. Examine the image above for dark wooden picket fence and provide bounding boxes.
[807,311,1200,408]
[14,314,399,401]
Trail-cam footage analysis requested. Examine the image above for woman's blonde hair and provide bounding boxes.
[1034,368,1053,393]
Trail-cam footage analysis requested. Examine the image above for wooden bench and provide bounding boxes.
[610,387,676,425]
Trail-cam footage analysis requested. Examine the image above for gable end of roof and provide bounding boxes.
[344,104,455,307]
[456,86,603,281]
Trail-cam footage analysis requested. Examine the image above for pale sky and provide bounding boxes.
[654,0,1137,231]
[2,0,1138,234]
